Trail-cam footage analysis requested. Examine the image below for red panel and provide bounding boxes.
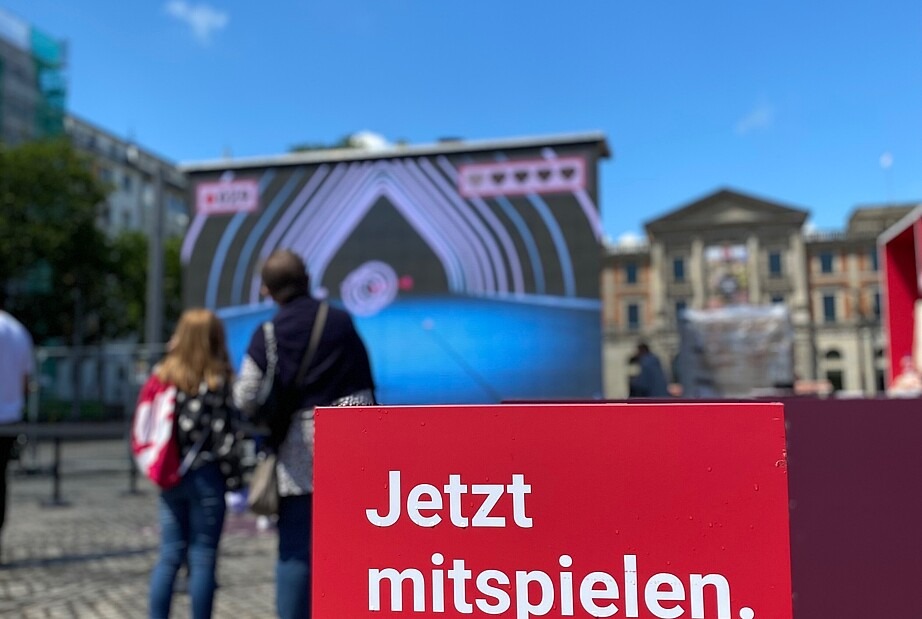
[784,398,922,619]
[314,403,792,619]
[882,225,917,381]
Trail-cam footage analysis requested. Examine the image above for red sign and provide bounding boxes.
[314,403,792,619]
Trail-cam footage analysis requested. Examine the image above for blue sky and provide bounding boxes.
[7,0,922,241]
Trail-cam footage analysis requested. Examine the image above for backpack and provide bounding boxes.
[175,381,245,490]
[131,376,182,489]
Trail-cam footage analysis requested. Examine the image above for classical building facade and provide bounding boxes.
[602,188,915,398]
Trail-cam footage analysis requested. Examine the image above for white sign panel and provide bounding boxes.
[196,179,259,215]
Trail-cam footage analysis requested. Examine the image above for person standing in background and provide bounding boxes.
[234,249,375,619]
[0,288,34,564]
[141,309,237,618]
[629,342,670,398]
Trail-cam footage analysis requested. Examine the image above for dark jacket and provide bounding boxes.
[245,294,375,410]
[630,351,670,398]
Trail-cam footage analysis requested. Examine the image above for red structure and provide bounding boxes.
[784,396,922,618]
[879,205,922,382]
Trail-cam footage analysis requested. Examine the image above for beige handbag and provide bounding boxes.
[247,452,279,516]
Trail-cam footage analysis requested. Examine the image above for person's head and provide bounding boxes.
[156,308,233,393]
[261,249,309,304]
[636,342,651,356]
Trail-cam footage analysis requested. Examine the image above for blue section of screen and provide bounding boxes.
[218,295,602,405]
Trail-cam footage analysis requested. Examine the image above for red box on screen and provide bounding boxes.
[313,403,792,619]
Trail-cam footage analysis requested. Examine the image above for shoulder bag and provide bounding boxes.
[248,302,328,516]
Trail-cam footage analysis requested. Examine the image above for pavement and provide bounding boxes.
[0,438,279,618]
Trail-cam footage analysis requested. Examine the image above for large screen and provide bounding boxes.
[182,138,606,404]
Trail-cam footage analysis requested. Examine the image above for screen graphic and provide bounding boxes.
[182,140,605,404]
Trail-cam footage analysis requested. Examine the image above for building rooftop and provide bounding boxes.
[179,131,611,173]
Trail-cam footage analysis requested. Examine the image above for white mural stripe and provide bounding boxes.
[541,147,602,241]
[415,158,508,293]
[434,156,526,295]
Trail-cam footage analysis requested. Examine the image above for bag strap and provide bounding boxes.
[261,302,329,452]
[294,301,329,386]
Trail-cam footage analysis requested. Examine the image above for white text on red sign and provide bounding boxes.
[366,470,533,528]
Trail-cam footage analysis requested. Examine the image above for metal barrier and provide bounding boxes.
[30,343,168,423]
[3,422,131,505]
[15,343,260,505]
[8,343,167,504]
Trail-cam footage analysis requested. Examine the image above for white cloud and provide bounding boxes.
[880,151,894,169]
[734,101,775,136]
[165,1,229,45]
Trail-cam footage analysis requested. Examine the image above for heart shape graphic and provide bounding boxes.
[561,167,576,180]
[492,172,506,185]
[537,169,552,181]
[468,173,484,187]
[514,170,529,183]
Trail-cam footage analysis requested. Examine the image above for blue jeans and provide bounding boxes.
[277,494,312,619]
[149,463,226,619]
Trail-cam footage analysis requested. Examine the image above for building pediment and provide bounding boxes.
[645,188,809,236]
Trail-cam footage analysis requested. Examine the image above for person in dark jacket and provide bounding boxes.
[233,249,375,619]
[629,342,670,398]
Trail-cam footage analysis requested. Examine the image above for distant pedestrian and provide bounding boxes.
[0,288,33,563]
[629,342,670,398]
[140,309,238,618]
[234,249,375,619]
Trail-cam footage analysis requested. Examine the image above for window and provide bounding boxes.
[771,294,785,305]
[873,292,881,318]
[826,370,844,392]
[627,303,641,331]
[819,252,834,274]
[822,293,837,323]
[625,262,638,285]
[768,251,783,278]
[673,257,685,282]
[825,349,842,360]
[869,247,879,272]
[122,173,133,192]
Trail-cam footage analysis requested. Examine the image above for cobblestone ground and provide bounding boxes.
[0,440,278,618]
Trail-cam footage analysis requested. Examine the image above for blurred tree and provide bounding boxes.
[289,134,355,153]
[101,231,183,340]
[163,235,183,337]
[104,230,147,337]
[0,140,189,345]
[0,139,110,344]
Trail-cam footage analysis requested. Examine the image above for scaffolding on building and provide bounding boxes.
[0,8,67,143]
[31,26,67,138]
